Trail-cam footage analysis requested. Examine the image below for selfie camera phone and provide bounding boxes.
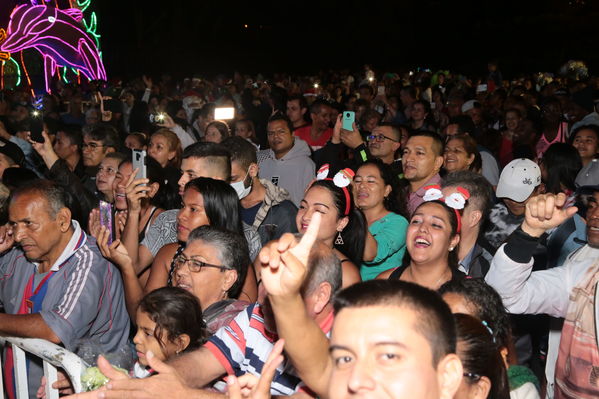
[99,200,113,245]
[29,111,44,143]
[149,113,166,124]
[342,111,355,131]
[132,149,147,181]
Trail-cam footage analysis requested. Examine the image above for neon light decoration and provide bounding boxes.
[0,4,106,93]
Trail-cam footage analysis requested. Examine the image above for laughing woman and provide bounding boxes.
[443,134,482,174]
[380,186,468,290]
[297,173,366,287]
[354,160,409,280]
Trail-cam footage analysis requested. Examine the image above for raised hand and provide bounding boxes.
[156,113,176,129]
[0,223,14,254]
[258,212,321,298]
[115,211,128,239]
[142,75,153,89]
[340,122,364,149]
[88,208,102,240]
[124,168,150,214]
[226,339,285,399]
[332,114,342,144]
[28,130,56,160]
[522,193,578,237]
[97,226,132,268]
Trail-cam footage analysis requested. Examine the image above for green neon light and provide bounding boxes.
[62,66,69,83]
[8,57,21,87]
[77,0,92,13]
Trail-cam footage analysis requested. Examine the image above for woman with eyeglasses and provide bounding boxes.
[97,177,255,324]
[95,152,127,202]
[170,225,250,333]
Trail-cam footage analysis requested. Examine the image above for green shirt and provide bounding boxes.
[360,212,408,280]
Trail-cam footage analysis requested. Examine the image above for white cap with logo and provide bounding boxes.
[496,158,541,202]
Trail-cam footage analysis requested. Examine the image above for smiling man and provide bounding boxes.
[485,190,599,398]
[402,131,444,215]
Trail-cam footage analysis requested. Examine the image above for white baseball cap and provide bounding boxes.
[496,158,541,202]
[461,99,479,113]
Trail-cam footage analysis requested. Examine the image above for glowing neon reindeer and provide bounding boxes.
[0,4,106,93]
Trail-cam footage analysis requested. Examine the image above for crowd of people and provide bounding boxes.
[0,62,598,399]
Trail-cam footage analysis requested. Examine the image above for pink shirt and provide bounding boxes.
[407,174,442,216]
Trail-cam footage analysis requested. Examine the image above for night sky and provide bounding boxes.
[3,0,599,80]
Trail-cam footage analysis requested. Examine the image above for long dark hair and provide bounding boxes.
[409,200,460,270]
[138,287,208,353]
[542,142,582,194]
[358,159,408,218]
[454,313,511,399]
[184,177,243,235]
[309,180,367,265]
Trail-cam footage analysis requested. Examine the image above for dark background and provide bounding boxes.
[3,0,599,80]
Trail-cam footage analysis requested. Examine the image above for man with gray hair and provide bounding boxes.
[0,179,129,397]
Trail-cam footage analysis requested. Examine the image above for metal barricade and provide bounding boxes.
[0,337,88,399]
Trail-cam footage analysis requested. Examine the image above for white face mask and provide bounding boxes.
[231,170,252,199]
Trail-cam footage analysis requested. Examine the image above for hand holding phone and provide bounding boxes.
[99,201,113,245]
[342,111,355,131]
[132,149,147,181]
[29,112,44,143]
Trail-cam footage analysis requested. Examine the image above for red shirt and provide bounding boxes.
[294,125,333,149]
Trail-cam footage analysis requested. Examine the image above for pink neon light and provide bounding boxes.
[1,4,106,93]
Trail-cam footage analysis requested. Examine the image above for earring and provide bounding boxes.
[335,231,344,245]
[449,247,454,251]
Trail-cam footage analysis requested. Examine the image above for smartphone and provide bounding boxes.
[342,111,355,131]
[377,85,385,96]
[29,111,44,143]
[149,113,166,124]
[214,107,235,120]
[99,200,113,245]
[132,149,147,181]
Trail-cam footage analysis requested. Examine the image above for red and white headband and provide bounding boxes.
[315,164,355,216]
[422,185,470,233]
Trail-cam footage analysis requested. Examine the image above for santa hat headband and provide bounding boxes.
[315,164,355,216]
[422,185,470,233]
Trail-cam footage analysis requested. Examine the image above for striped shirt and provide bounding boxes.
[0,221,130,394]
[205,302,334,396]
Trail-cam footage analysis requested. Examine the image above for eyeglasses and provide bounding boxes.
[367,134,398,143]
[173,254,231,273]
[82,142,106,151]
